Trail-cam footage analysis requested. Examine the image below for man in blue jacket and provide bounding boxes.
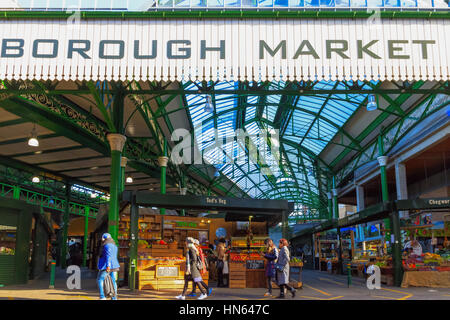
[97,233,120,300]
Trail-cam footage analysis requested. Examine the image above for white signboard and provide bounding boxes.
[0,18,448,81]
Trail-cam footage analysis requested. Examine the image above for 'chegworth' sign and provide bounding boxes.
[0,18,447,81]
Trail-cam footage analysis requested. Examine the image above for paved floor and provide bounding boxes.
[0,268,449,300]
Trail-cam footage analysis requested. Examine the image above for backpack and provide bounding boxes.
[103,272,116,299]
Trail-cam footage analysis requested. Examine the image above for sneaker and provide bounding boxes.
[263,292,271,297]
[208,288,213,296]
[291,289,297,298]
[197,294,208,300]
[175,295,185,300]
[186,292,197,297]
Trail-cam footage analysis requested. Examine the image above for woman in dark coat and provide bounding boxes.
[176,237,208,300]
[263,238,278,297]
[275,238,296,298]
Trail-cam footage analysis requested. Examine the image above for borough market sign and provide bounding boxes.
[0,18,447,81]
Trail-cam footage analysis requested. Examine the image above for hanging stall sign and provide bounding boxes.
[0,18,447,81]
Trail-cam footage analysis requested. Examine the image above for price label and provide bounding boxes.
[156,266,179,278]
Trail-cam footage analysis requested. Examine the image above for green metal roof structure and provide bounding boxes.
[0,78,448,222]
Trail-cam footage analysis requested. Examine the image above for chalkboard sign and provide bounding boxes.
[246,260,265,270]
[156,265,179,278]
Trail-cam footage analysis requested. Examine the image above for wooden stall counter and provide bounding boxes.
[136,246,208,291]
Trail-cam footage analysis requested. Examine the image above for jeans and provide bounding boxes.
[97,270,117,300]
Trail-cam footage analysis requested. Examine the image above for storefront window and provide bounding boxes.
[0,225,17,256]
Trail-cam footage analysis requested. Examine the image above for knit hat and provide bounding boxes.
[185,237,194,244]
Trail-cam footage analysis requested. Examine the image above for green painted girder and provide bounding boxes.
[0,181,98,218]
[0,10,448,20]
[335,92,450,185]
[0,153,107,193]
[329,81,424,168]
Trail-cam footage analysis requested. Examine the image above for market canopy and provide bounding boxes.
[0,16,448,82]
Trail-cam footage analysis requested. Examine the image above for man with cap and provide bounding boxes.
[97,233,120,300]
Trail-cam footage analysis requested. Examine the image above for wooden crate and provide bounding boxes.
[138,279,158,290]
[152,244,169,249]
[229,279,246,288]
[138,270,156,279]
[229,262,246,271]
[229,270,246,280]
[246,270,266,288]
[381,274,394,286]
[150,248,183,257]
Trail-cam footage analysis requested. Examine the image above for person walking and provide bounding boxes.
[275,238,296,299]
[263,238,278,297]
[216,238,226,287]
[97,233,120,300]
[186,239,212,297]
[176,237,208,300]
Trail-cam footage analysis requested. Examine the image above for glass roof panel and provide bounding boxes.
[184,79,384,214]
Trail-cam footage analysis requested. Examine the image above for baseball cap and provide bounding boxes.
[102,233,111,241]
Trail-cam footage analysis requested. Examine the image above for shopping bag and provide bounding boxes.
[104,272,116,299]
[223,261,229,274]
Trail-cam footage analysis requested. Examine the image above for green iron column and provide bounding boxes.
[327,182,333,221]
[158,140,168,239]
[128,191,139,291]
[332,177,339,220]
[107,133,127,243]
[82,206,89,268]
[378,136,402,286]
[12,185,20,200]
[391,210,403,286]
[61,183,70,269]
[180,173,186,216]
[120,157,128,194]
[377,135,391,242]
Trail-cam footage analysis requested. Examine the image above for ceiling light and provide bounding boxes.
[90,166,99,170]
[207,220,211,223]
[366,94,378,111]
[34,151,42,154]
[204,95,214,113]
[126,176,133,183]
[32,176,40,183]
[28,125,39,147]
[90,193,97,198]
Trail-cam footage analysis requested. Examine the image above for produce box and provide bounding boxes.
[229,262,246,271]
[152,244,169,249]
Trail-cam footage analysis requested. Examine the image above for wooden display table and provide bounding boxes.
[401,271,450,288]
[136,247,209,291]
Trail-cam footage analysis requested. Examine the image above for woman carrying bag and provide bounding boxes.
[263,238,278,297]
[275,238,296,299]
[176,237,208,300]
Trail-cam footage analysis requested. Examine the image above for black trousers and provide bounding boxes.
[279,283,294,297]
[182,276,206,296]
[217,266,224,286]
[190,279,209,294]
[267,276,274,294]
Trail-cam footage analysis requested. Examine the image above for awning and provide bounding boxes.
[0,18,448,82]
